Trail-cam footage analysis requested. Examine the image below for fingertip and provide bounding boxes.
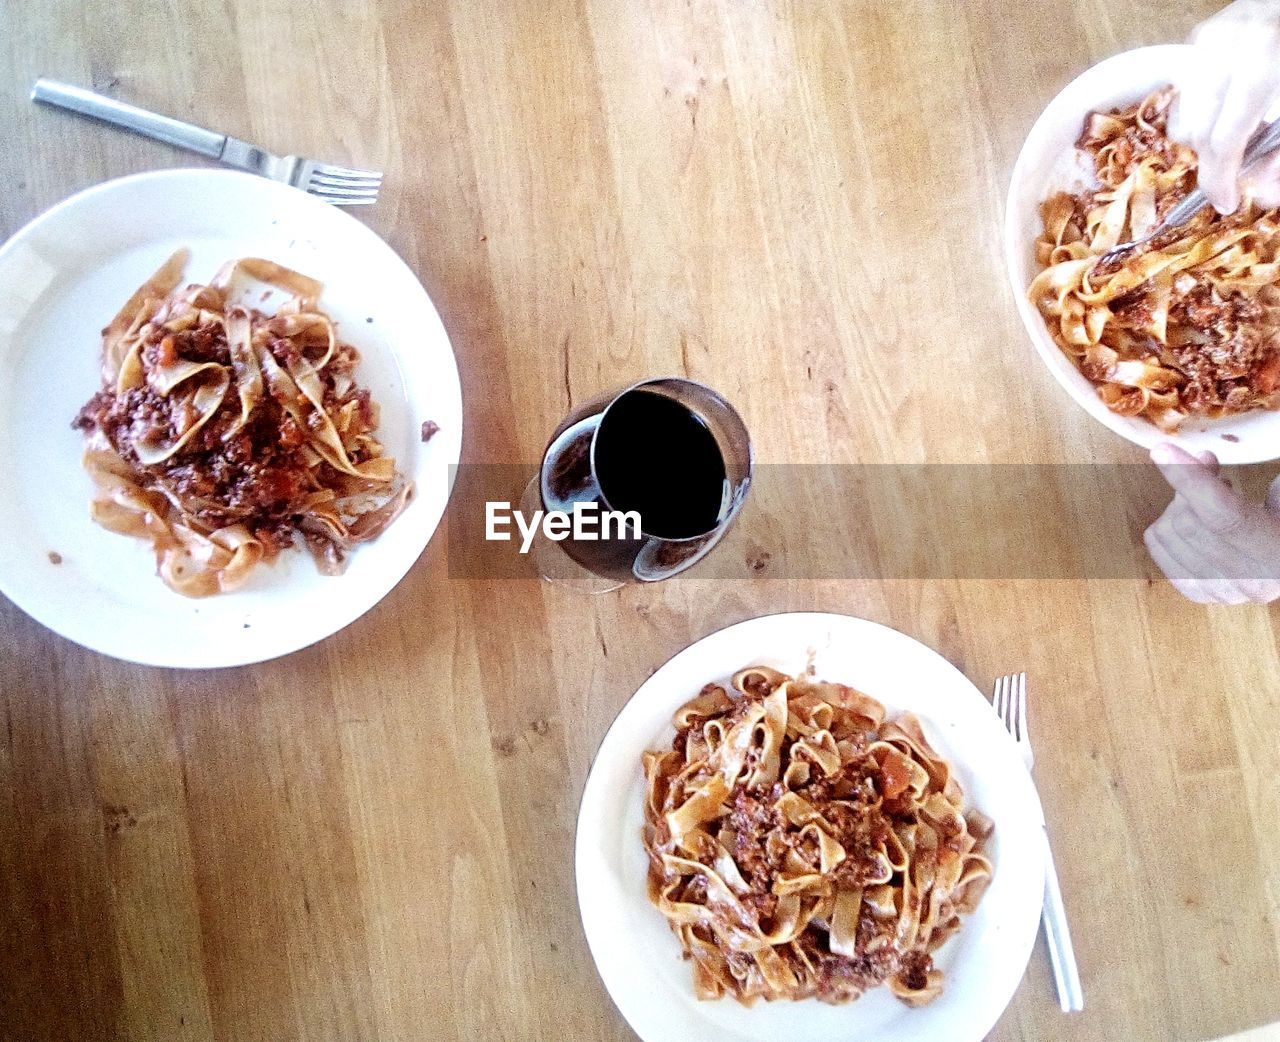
[1151,441,1217,470]
[1202,174,1238,214]
[1203,171,1241,214]
[1151,441,1192,466]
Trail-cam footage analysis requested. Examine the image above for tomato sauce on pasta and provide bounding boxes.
[1030,87,1280,430]
[642,666,992,1006]
[73,252,411,596]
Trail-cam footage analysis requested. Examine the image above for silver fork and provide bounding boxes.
[993,672,1084,1014]
[1099,116,1280,265]
[30,79,381,206]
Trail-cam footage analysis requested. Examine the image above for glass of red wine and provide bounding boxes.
[519,377,752,591]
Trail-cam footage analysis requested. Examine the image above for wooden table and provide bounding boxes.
[2,2,1278,1040]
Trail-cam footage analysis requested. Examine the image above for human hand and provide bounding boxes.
[1169,0,1280,213]
[1144,442,1280,603]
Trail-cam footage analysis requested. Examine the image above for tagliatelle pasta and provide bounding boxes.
[642,666,992,1007]
[73,251,412,597]
[1029,87,1280,430]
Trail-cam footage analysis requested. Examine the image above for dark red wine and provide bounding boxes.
[539,388,731,581]
[595,390,727,538]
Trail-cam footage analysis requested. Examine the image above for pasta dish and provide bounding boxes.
[73,251,411,596]
[641,666,992,1006]
[1029,87,1280,430]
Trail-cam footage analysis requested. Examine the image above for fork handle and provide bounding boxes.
[1041,829,1084,1012]
[31,79,226,159]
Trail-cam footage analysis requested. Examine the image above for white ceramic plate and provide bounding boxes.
[1006,44,1280,463]
[576,612,1045,1042]
[0,169,462,667]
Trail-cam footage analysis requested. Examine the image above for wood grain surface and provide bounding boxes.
[2,2,1278,1040]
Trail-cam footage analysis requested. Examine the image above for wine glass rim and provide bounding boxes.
[590,375,753,542]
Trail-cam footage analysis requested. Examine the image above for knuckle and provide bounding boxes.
[1198,491,1246,535]
[1170,508,1201,541]
[1205,509,1243,536]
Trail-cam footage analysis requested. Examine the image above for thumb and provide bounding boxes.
[1151,442,1241,527]
[1152,441,1220,478]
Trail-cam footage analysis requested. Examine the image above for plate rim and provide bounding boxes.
[574,610,1046,1042]
[0,167,463,668]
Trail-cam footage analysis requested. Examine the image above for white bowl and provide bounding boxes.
[1004,44,1280,464]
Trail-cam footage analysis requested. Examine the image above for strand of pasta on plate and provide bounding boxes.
[73,250,412,596]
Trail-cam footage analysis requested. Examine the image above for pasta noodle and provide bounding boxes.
[642,666,992,1006]
[1029,87,1280,430]
[73,251,412,596]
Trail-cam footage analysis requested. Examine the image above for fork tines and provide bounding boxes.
[993,672,1028,738]
[304,163,383,206]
